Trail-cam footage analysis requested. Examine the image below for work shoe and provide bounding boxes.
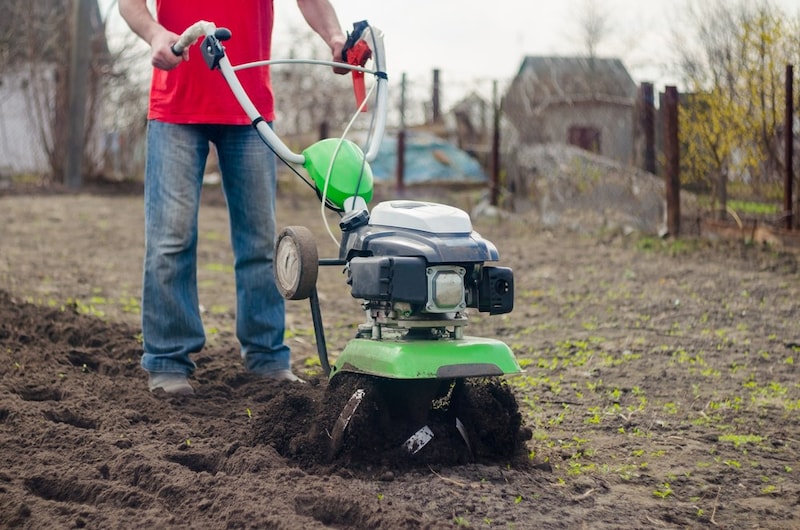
[148,373,195,395]
[261,369,306,383]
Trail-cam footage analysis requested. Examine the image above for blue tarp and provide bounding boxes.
[369,131,487,183]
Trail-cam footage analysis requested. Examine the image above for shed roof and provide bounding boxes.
[513,56,637,106]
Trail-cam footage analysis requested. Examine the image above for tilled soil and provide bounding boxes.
[1,183,799,529]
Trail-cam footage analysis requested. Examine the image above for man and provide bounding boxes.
[119,0,347,395]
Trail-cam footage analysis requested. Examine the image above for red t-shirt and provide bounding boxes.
[148,0,274,124]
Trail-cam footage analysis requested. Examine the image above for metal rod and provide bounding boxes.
[319,258,347,266]
[309,288,330,376]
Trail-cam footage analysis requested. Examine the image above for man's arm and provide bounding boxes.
[296,0,347,72]
[118,0,185,70]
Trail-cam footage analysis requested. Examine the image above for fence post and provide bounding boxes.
[396,130,406,193]
[432,69,441,125]
[490,80,500,207]
[664,86,680,237]
[641,82,656,174]
[396,73,407,192]
[784,64,794,231]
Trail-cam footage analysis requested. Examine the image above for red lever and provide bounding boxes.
[346,40,372,111]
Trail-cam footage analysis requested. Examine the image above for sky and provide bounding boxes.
[277,0,679,90]
[102,0,799,109]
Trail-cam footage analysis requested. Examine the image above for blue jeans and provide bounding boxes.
[140,120,289,376]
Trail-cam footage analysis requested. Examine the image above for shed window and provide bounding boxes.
[568,126,601,154]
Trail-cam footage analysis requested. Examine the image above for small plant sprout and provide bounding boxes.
[718,434,763,448]
[304,356,322,368]
[453,515,469,527]
[653,483,673,498]
[663,402,679,414]
[246,408,252,421]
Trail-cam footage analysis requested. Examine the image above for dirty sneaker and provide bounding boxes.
[148,373,195,395]
[261,369,306,383]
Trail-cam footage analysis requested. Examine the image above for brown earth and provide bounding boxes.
[1,179,799,529]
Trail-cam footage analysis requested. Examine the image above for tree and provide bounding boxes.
[575,0,613,60]
[674,0,800,217]
[0,0,111,183]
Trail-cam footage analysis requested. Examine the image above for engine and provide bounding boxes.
[338,200,513,340]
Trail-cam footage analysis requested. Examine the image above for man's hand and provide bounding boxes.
[119,0,186,70]
[296,0,348,75]
[330,35,348,75]
[150,28,187,71]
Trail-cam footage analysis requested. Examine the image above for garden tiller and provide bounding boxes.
[173,20,522,457]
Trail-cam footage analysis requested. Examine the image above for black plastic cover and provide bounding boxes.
[477,266,514,315]
[201,34,226,70]
[347,256,427,304]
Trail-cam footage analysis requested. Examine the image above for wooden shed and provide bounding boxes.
[503,56,638,165]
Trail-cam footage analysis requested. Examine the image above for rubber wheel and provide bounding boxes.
[274,226,318,300]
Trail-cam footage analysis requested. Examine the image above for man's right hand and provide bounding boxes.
[150,29,187,71]
[119,0,186,70]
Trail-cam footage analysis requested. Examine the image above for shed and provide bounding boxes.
[503,56,638,165]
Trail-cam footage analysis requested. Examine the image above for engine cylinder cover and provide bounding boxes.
[338,200,500,264]
[369,200,472,233]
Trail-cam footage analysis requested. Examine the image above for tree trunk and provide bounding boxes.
[716,169,728,221]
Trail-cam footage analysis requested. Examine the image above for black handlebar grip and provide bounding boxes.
[214,28,232,41]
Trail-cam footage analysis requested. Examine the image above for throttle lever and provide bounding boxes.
[341,20,372,111]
